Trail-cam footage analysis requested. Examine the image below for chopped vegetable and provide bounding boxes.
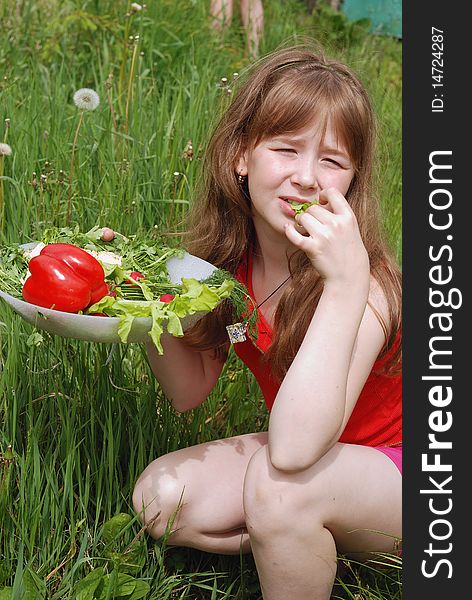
[126,271,145,286]
[159,294,175,303]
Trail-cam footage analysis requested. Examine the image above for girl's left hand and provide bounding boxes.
[284,187,370,288]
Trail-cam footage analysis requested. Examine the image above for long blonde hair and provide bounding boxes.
[183,44,402,379]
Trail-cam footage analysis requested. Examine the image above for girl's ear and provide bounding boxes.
[236,151,248,177]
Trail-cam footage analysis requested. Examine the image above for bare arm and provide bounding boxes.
[268,280,385,471]
[145,334,228,413]
[268,187,382,472]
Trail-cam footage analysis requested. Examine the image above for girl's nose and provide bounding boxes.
[290,158,319,190]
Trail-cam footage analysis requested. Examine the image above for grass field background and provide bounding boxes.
[0,1,402,597]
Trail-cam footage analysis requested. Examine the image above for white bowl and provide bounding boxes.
[0,245,217,344]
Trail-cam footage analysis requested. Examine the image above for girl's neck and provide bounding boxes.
[252,229,294,281]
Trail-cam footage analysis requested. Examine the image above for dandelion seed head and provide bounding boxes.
[0,143,12,156]
[73,88,100,111]
[131,2,143,12]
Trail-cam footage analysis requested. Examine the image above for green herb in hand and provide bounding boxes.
[290,200,319,217]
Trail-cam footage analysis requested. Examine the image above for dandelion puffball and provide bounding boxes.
[0,143,12,156]
[73,88,100,111]
[131,3,143,11]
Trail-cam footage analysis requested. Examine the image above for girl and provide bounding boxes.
[133,44,402,600]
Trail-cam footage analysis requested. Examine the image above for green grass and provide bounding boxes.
[0,0,402,598]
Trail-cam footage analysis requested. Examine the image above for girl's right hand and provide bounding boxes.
[284,187,370,290]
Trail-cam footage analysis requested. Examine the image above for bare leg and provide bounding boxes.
[132,432,268,554]
[133,435,401,597]
[240,0,264,58]
[243,443,402,600]
[210,0,233,31]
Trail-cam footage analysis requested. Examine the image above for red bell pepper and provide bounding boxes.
[22,243,108,312]
[41,244,108,304]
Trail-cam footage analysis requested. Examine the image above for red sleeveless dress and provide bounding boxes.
[233,252,402,448]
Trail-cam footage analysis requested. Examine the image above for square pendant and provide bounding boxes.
[226,322,247,344]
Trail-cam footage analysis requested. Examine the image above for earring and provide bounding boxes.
[237,173,246,186]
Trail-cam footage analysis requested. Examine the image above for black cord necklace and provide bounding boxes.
[254,273,292,309]
[226,255,292,344]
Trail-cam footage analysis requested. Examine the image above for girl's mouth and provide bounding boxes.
[279,198,296,217]
[280,198,317,218]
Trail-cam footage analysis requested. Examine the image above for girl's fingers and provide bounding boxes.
[304,203,336,225]
[285,216,326,250]
[284,222,311,249]
[318,187,353,216]
[296,212,329,238]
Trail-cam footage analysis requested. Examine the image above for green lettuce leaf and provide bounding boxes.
[166,310,184,337]
[290,200,318,216]
[87,295,116,314]
[149,304,166,353]
[117,312,136,344]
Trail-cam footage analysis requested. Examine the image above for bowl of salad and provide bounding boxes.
[0,226,251,353]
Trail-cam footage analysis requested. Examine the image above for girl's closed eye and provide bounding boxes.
[323,157,347,168]
[274,147,297,154]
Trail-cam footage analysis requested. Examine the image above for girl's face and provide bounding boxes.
[237,120,355,239]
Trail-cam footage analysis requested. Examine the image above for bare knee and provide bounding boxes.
[132,460,186,540]
[243,446,323,539]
